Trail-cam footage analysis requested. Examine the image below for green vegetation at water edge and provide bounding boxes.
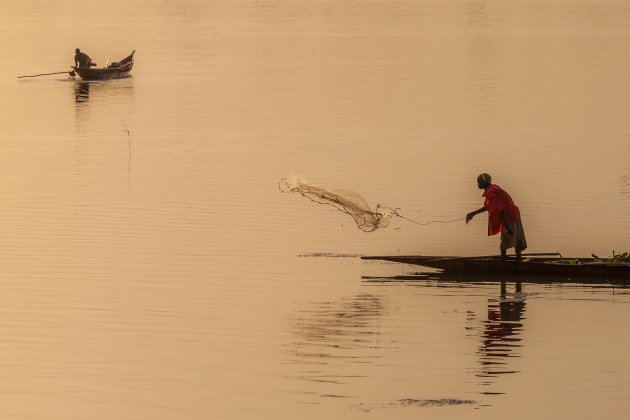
[608,252,630,262]
[544,259,580,265]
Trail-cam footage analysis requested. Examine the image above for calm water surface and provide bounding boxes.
[1,1,629,418]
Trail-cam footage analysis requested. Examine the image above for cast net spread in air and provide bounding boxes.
[278,174,395,232]
[279,174,466,232]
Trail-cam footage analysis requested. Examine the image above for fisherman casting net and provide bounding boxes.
[279,174,465,232]
[279,174,395,232]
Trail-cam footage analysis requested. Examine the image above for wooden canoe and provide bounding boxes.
[73,51,135,81]
[362,254,630,282]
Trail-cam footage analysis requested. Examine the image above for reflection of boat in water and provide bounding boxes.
[362,271,528,398]
[362,254,630,283]
[74,81,89,102]
[73,51,135,81]
[72,77,134,104]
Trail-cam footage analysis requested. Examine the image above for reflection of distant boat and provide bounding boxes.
[74,81,89,102]
[362,254,630,282]
[73,51,135,81]
[71,77,134,104]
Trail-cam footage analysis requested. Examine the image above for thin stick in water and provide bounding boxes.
[121,121,131,156]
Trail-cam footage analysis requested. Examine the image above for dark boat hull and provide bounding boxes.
[362,255,630,282]
[74,51,134,81]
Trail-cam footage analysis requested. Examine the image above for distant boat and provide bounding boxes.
[362,254,630,283]
[73,50,135,81]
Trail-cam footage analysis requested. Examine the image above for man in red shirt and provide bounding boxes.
[466,173,527,259]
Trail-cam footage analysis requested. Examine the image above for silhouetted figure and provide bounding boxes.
[74,48,96,68]
[466,173,528,259]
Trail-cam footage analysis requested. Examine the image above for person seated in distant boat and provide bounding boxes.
[465,173,527,260]
[74,48,96,68]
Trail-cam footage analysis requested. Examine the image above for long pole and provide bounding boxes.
[17,71,72,79]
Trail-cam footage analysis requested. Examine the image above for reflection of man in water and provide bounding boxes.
[74,48,96,68]
[74,82,89,102]
[478,281,526,378]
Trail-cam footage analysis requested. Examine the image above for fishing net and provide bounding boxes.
[279,174,395,232]
[279,174,465,232]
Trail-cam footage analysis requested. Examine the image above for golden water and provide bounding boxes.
[1,1,629,418]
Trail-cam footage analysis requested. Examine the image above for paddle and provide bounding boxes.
[17,70,75,79]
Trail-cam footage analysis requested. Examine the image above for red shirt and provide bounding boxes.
[482,184,521,236]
